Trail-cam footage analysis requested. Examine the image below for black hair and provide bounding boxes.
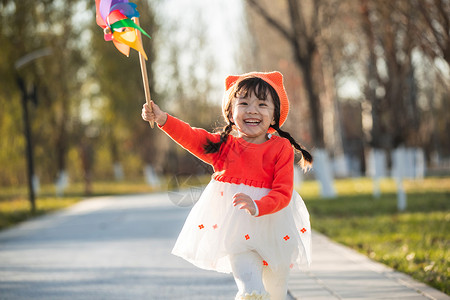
[203,77,313,171]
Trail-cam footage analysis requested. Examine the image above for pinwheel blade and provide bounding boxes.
[110,3,140,19]
[113,30,148,60]
[112,39,130,57]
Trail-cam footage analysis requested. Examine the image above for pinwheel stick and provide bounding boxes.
[133,17,154,128]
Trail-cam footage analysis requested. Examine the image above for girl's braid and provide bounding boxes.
[203,123,234,154]
[271,124,313,171]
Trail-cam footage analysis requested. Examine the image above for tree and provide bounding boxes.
[150,8,222,175]
[359,0,439,149]
[246,0,333,148]
[416,0,450,65]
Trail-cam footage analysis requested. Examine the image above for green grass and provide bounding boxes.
[0,180,158,230]
[0,196,81,229]
[297,177,450,294]
[0,175,211,230]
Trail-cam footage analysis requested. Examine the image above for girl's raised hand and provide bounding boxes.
[142,101,167,126]
[232,193,257,216]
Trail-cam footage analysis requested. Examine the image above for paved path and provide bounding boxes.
[0,192,448,300]
[288,233,449,300]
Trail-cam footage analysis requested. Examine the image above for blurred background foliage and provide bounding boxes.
[1,0,448,193]
[0,0,225,191]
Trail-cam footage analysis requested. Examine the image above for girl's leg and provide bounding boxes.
[262,264,290,300]
[229,251,268,299]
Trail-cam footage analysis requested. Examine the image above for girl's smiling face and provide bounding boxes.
[230,85,275,144]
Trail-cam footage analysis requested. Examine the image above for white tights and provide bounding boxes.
[229,251,290,300]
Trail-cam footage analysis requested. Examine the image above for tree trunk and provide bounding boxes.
[246,0,326,148]
[297,54,324,148]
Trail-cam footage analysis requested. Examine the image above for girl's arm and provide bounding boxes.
[254,141,294,216]
[142,101,221,165]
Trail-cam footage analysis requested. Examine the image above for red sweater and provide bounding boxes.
[160,114,294,217]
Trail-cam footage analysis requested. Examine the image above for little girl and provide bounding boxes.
[141,71,312,300]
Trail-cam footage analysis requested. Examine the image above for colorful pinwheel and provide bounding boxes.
[95,0,151,59]
[95,0,154,127]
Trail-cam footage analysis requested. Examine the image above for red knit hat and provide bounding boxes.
[224,71,289,133]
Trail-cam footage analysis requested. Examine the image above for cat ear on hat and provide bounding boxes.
[266,71,283,84]
[225,75,240,90]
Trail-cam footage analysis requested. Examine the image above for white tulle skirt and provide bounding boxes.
[172,180,311,274]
